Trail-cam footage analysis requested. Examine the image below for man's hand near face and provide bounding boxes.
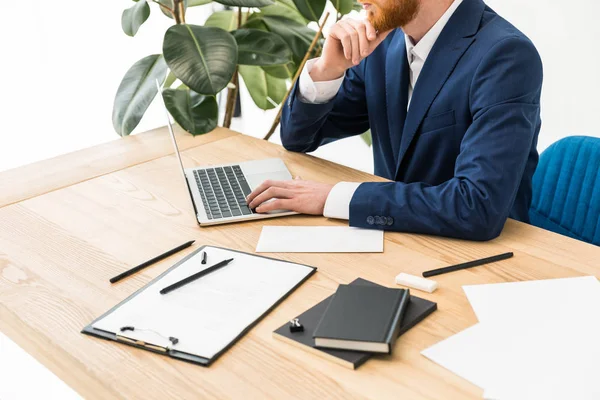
[310,18,391,82]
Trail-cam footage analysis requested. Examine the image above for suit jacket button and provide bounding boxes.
[387,217,394,226]
[375,216,383,225]
[367,216,375,225]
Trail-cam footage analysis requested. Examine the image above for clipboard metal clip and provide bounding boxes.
[117,326,179,353]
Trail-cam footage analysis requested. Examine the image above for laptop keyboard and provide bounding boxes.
[193,166,254,220]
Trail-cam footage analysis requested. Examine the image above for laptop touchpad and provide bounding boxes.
[246,171,293,191]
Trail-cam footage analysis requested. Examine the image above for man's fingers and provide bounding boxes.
[331,24,352,60]
[256,198,293,213]
[246,179,290,203]
[347,19,369,58]
[248,186,293,209]
[339,21,360,64]
[364,20,376,40]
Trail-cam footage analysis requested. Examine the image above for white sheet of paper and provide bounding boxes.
[93,246,314,360]
[255,226,384,253]
[424,319,600,400]
[463,276,600,324]
[424,277,600,400]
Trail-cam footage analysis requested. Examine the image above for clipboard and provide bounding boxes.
[82,245,316,367]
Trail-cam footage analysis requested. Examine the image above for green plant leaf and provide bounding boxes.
[262,62,295,79]
[258,16,316,65]
[232,29,292,66]
[292,0,325,21]
[188,0,212,5]
[239,65,287,110]
[164,70,177,88]
[162,88,218,135]
[214,0,273,8]
[204,10,247,31]
[112,54,167,136]
[163,24,237,95]
[360,130,372,146]
[258,0,306,24]
[331,0,353,15]
[122,0,151,37]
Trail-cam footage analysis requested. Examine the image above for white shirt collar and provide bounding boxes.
[405,0,463,63]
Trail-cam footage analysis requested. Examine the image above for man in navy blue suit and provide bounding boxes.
[247,0,543,241]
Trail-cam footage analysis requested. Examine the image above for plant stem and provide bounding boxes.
[263,12,330,141]
[173,0,185,24]
[223,7,243,128]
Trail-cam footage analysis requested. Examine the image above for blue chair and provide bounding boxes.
[529,136,600,246]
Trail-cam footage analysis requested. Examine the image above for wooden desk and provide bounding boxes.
[1,128,598,399]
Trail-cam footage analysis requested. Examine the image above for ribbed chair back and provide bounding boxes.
[529,136,600,246]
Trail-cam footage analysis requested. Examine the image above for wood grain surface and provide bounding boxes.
[0,126,236,208]
[1,130,598,399]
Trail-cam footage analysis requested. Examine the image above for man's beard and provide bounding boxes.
[366,0,420,32]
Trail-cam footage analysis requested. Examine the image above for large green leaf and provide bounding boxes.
[292,0,325,21]
[204,10,247,31]
[188,0,212,5]
[262,62,295,79]
[242,17,269,31]
[162,88,218,135]
[214,0,273,8]
[332,0,353,15]
[239,65,286,110]
[122,0,150,37]
[163,24,237,95]
[258,16,316,65]
[112,54,167,136]
[258,0,306,24]
[232,29,292,66]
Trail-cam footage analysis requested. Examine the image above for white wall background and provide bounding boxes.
[0,1,599,398]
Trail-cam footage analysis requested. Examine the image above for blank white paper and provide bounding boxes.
[423,318,600,400]
[463,276,600,324]
[423,276,600,400]
[255,226,384,253]
[93,246,314,360]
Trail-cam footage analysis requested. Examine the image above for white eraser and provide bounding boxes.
[395,273,438,293]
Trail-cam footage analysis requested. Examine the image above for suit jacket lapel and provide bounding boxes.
[385,31,410,170]
[394,0,486,178]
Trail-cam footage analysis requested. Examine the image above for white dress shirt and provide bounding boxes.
[300,0,463,220]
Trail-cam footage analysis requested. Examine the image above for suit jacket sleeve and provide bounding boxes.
[280,62,369,153]
[349,36,543,241]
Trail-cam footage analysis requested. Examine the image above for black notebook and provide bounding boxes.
[313,284,410,353]
[273,278,437,369]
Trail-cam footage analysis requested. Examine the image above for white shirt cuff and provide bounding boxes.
[323,182,361,220]
[298,58,345,104]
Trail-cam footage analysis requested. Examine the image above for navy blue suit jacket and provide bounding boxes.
[281,0,543,241]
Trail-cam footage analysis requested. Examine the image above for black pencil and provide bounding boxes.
[160,258,234,295]
[422,252,514,278]
[110,240,195,284]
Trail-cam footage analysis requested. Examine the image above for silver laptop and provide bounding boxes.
[157,82,296,226]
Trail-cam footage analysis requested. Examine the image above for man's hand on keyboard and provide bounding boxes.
[246,177,333,215]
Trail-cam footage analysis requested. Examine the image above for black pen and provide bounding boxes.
[160,258,234,295]
[422,252,514,278]
[110,240,195,284]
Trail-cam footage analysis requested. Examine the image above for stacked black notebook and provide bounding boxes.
[273,278,437,369]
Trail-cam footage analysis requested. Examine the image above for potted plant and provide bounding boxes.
[112,0,357,138]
